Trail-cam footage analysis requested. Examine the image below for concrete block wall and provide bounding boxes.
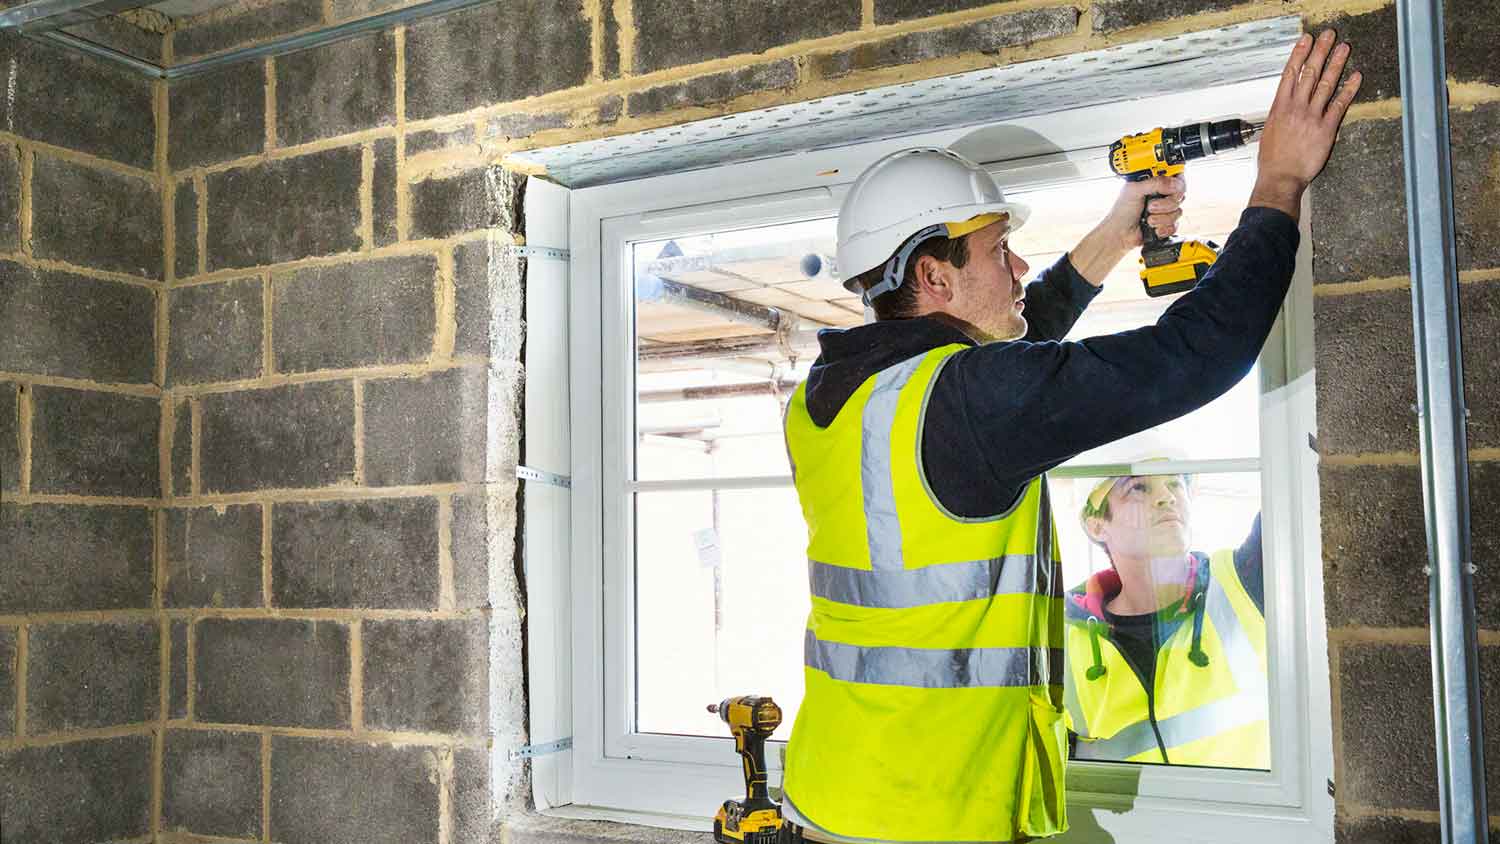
[158,22,529,842]
[159,3,1500,841]
[2,0,1497,841]
[0,31,164,844]
[1308,2,1500,837]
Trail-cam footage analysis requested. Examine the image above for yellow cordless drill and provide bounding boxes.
[1109,119,1261,296]
[710,696,787,844]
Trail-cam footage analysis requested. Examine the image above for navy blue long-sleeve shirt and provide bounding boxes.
[801,206,1301,516]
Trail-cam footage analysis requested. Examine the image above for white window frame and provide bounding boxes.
[528,76,1335,841]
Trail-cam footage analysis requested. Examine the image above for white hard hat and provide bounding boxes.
[836,147,1029,304]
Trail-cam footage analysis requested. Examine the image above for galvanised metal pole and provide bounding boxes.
[1395,1,1488,840]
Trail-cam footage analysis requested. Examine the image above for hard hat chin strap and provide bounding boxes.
[861,224,947,307]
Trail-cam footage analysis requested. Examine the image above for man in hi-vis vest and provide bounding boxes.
[1066,473,1268,769]
[779,30,1360,843]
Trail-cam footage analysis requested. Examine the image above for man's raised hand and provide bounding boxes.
[1249,29,1363,218]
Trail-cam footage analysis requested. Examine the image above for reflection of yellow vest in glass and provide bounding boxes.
[1063,550,1269,768]
[781,344,1068,843]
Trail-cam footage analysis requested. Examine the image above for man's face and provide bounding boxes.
[1090,475,1193,563]
[949,220,1031,342]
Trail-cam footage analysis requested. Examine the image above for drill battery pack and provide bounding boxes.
[1140,238,1220,297]
[713,800,789,844]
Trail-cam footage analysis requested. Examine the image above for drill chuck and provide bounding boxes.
[1167,119,1257,165]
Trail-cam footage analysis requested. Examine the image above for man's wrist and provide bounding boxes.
[1247,174,1305,220]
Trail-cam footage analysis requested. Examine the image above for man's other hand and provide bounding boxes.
[1068,174,1186,285]
[1249,29,1363,219]
[1106,174,1187,249]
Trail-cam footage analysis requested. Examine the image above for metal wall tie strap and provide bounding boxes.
[503,245,570,261]
[517,465,572,488]
[511,737,574,760]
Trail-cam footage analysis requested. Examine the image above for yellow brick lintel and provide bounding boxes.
[162,357,489,398]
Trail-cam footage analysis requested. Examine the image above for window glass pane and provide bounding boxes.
[634,488,810,740]
[1008,157,1262,463]
[1050,470,1269,770]
[633,218,841,482]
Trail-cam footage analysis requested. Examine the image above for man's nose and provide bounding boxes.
[1010,251,1030,277]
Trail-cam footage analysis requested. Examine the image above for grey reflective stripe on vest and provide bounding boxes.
[1202,560,1266,688]
[860,356,925,571]
[805,629,1061,689]
[808,555,1061,608]
[1033,479,1058,688]
[1072,686,1267,762]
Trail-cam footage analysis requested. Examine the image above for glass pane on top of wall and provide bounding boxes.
[632,217,842,483]
[1052,469,1270,770]
[1008,155,1262,464]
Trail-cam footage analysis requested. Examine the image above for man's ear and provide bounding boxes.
[1084,516,1110,545]
[913,254,954,303]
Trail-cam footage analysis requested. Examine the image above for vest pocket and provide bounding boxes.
[1018,697,1068,838]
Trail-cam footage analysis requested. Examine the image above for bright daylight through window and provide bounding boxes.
[628,154,1268,768]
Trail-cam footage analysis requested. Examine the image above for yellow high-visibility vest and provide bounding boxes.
[1063,549,1269,768]
[781,344,1068,843]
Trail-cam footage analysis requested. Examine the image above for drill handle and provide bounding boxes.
[1125,170,1169,251]
[1139,192,1169,251]
[736,732,775,808]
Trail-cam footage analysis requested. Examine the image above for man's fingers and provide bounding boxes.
[1276,32,1313,102]
[1147,194,1185,213]
[1324,71,1363,124]
[1146,209,1183,229]
[1137,175,1184,197]
[1312,41,1352,111]
[1295,30,1338,102]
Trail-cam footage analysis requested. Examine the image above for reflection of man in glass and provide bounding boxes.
[1063,472,1269,768]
